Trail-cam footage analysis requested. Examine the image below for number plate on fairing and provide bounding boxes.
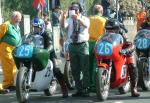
[96,41,113,56]
[14,44,33,58]
[136,38,150,49]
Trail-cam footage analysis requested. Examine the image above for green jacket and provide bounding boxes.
[0,21,22,46]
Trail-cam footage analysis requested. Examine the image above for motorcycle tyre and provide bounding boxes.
[96,68,110,101]
[16,66,29,103]
[64,61,75,90]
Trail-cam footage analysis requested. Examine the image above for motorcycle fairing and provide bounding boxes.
[31,60,53,91]
[14,44,33,58]
[134,29,150,50]
[135,37,150,50]
[110,56,128,89]
[96,41,113,56]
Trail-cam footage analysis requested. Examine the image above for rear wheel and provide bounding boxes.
[96,68,110,101]
[44,78,57,96]
[64,61,75,90]
[16,66,29,103]
[138,61,150,91]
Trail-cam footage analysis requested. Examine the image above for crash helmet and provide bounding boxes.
[32,17,45,34]
[105,18,120,30]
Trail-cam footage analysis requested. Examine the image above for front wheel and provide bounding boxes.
[96,68,110,101]
[16,66,29,103]
[138,61,150,91]
[44,78,57,96]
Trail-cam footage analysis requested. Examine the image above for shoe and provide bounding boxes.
[5,86,16,91]
[0,89,9,94]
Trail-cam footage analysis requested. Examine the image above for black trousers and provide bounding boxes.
[50,50,64,81]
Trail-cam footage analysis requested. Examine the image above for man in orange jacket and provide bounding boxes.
[0,11,22,94]
[136,1,147,31]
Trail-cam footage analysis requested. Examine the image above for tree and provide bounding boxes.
[3,0,36,21]
[120,0,139,17]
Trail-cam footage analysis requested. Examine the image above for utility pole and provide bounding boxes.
[116,0,119,20]
[0,0,2,24]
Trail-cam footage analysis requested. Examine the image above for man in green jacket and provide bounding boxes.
[0,11,22,94]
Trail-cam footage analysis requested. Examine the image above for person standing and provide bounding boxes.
[136,1,147,31]
[0,11,22,94]
[61,2,90,97]
[88,4,106,91]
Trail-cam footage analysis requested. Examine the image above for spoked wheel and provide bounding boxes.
[138,61,150,91]
[64,61,75,90]
[118,81,130,94]
[16,67,29,103]
[96,68,110,101]
[44,78,57,96]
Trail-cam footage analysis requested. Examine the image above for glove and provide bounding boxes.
[119,49,127,55]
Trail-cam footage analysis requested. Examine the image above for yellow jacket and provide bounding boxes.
[88,15,106,41]
[0,21,9,39]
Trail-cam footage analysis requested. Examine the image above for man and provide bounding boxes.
[43,13,52,33]
[51,6,64,56]
[31,17,68,98]
[0,11,22,94]
[88,4,106,91]
[141,11,150,30]
[105,18,140,97]
[61,2,90,97]
[136,1,147,31]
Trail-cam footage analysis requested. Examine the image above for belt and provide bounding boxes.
[71,42,86,45]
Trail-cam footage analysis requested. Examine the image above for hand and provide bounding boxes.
[72,14,80,20]
[119,49,126,55]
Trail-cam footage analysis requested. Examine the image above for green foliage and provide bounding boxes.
[120,0,139,17]
[3,0,36,21]
[3,0,145,20]
[60,0,99,16]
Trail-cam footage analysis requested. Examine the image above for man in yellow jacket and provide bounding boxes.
[0,11,22,94]
[88,4,106,91]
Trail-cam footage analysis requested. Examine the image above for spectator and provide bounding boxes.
[88,4,106,91]
[51,6,64,56]
[136,1,147,31]
[43,13,52,33]
[61,2,90,97]
[0,11,22,94]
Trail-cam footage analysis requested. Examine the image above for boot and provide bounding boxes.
[58,79,68,98]
[128,64,140,97]
[130,81,140,97]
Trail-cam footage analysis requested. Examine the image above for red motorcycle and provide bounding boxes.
[94,33,130,101]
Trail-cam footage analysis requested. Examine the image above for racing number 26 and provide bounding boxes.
[97,42,112,55]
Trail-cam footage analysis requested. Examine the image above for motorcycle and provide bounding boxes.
[94,33,130,101]
[63,40,75,90]
[134,29,150,91]
[13,34,57,103]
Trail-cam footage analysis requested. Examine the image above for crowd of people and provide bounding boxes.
[0,0,150,99]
